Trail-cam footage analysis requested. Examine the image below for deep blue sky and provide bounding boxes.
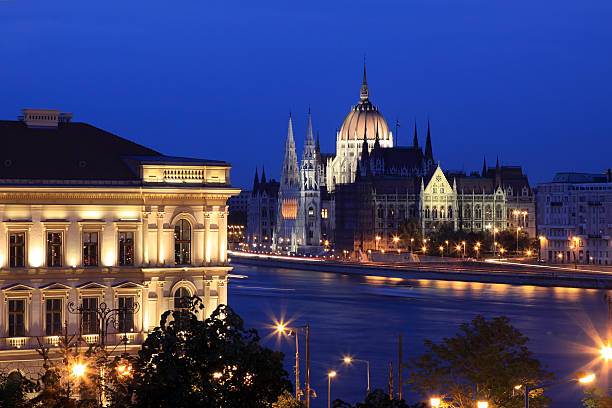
[2,0,611,189]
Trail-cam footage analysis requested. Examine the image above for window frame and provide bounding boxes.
[45,230,64,267]
[8,231,27,268]
[82,231,100,267]
[3,285,33,338]
[174,219,192,265]
[118,231,135,266]
[44,298,63,336]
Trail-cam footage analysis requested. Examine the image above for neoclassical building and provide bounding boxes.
[0,109,239,373]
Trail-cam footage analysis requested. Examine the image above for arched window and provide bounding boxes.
[174,219,191,265]
[485,205,492,220]
[448,206,453,219]
[464,205,471,218]
[425,206,430,218]
[475,205,482,218]
[308,206,314,217]
[495,205,502,219]
[174,287,192,311]
[432,207,438,219]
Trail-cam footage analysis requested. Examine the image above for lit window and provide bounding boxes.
[308,207,315,216]
[174,220,191,265]
[118,232,134,266]
[81,297,99,334]
[321,208,328,219]
[8,299,25,337]
[47,232,62,267]
[174,287,191,311]
[83,232,99,266]
[118,296,134,333]
[9,232,26,268]
[45,298,62,336]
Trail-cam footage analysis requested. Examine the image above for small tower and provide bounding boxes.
[425,120,434,169]
[413,122,419,148]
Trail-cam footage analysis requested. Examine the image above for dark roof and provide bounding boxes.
[551,172,609,183]
[0,120,226,184]
[371,177,420,194]
[455,177,496,194]
[371,146,424,169]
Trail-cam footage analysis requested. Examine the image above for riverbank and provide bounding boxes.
[228,251,612,289]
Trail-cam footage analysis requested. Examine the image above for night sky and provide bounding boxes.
[2,0,612,189]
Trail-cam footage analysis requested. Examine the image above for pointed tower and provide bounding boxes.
[274,114,301,252]
[252,167,259,196]
[425,121,434,170]
[297,108,322,249]
[413,122,419,148]
[495,156,502,188]
[360,58,369,101]
[358,126,370,179]
[482,157,487,177]
[261,166,267,185]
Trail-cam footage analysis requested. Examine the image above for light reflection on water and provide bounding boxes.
[229,263,608,408]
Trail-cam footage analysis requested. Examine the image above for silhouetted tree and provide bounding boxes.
[332,389,425,408]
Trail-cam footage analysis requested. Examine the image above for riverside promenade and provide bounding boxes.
[228,250,612,289]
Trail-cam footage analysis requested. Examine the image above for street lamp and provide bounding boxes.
[462,241,466,258]
[71,362,86,377]
[524,372,595,408]
[493,227,499,256]
[328,371,336,408]
[410,238,414,253]
[429,397,441,407]
[343,356,370,394]
[275,323,311,404]
[422,246,427,254]
[516,227,522,252]
[439,246,444,258]
[393,236,400,250]
[375,236,381,251]
[474,245,480,260]
[477,402,488,408]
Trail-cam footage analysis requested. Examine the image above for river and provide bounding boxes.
[229,262,610,407]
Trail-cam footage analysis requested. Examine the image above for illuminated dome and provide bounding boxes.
[338,67,390,142]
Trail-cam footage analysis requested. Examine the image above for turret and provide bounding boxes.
[425,120,433,162]
[413,122,419,148]
[252,167,259,196]
[482,157,487,177]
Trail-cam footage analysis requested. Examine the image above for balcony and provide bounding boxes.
[0,331,145,351]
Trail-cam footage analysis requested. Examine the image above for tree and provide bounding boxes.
[583,387,612,408]
[130,298,291,407]
[0,370,37,408]
[399,217,423,251]
[272,390,305,408]
[405,315,553,408]
[332,389,426,408]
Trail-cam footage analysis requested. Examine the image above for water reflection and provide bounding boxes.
[230,264,611,408]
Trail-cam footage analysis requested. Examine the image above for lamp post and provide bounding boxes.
[375,236,381,251]
[328,371,336,408]
[439,246,444,258]
[343,356,370,394]
[524,372,595,408]
[393,236,400,250]
[516,227,522,253]
[462,241,466,258]
[429,397,441,407]
[410,238,414,253]
[493,227,499,256]
[538,236,545,262]
[276,323,311,404]
[445,240,449,255]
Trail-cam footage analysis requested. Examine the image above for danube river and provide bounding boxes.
[229,262,610,407]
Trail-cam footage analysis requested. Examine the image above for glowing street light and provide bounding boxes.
[275,322,311,405]
[342,356,370,394]
[523,371,595,407]
[375,235,381,251]
[328,371,337,408]
[71,362,86,377]
[429,397,441,407]
[212,371,223,379]
[477,402,488,408]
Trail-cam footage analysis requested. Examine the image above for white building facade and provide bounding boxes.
[0,109,239,374]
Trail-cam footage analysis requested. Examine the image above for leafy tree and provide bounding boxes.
[405,315,553,408]
[0,370,37,407]
[272,390,305,408]
[130,298,291,408]
[332,389,426,408]
[399,217,423,251]
[583,387,612,408]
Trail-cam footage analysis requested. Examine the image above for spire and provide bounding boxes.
[280,113,300,188]
[482,157,487,177]
[261,166,267,184]
[496,156,499,169]
[373,121,381,150]
[252,167,259,196]
[425,120,433,161]
[287,112,295,145]
[360,127,369,163]
[360,57,369,101]
[315,131,322,164]
[413,122,418,148]
[306,107,314,143]
[495,156,502,188]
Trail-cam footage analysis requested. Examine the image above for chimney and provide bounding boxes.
[19,109,72,128]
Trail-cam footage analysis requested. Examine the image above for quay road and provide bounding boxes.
[229,250,612,289]
[229,257,612,408]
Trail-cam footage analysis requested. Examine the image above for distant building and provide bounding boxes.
[0,109,239,373]
[537,171,612,264]
[246,168,279,251]
[228,190,250,244]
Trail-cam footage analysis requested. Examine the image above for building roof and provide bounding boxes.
[0,119,228,185]
[551,172,610,183]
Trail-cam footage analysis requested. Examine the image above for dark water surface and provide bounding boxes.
[229,263,609,407]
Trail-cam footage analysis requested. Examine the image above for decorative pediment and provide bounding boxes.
[3,283,35,292]
[424,166,453,194]
[76,281,107,290]
[112,281,144,289]
[40,282,72,291]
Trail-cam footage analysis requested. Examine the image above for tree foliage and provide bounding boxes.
[0,370,37,408]
[583,387,612,408]
[272,390,305,408]
[405,315,553,408]
[332,389,426,408]
[130,299,291,407]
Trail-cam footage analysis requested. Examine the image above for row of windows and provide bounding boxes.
[5,287,194,338]
[6,220,194,268]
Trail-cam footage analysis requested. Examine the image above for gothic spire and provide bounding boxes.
[306,107,314,144]
[413,121,419,148]
[252,167,259,196]
[360,57,369,101]
[280,113,300,188]
[261,165,267,184]
[482,157,487,177]
[374,121,381,150]
[425,120,433,161]
[360,126,369,163]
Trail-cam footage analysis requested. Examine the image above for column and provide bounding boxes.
[203,207,211,264]
[218,205,228,264]
[141,211,150,266]
[157,211,164,266]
